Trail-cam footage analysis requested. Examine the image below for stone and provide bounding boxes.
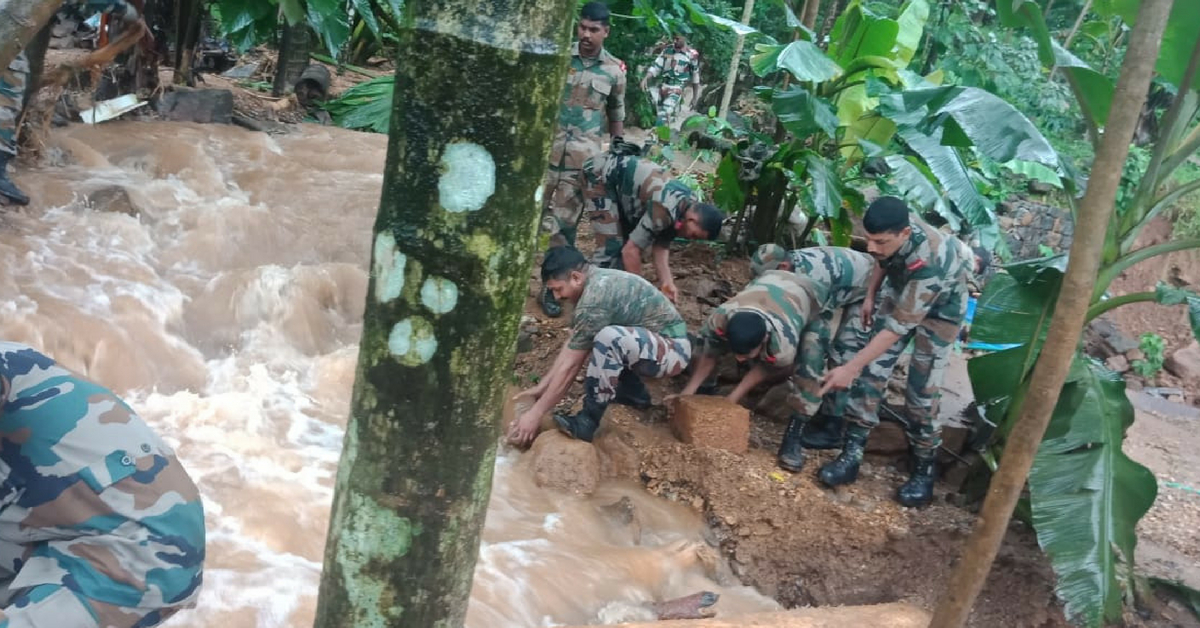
[529,430,601,495]
[85,185,138,217]
[154,88,234,124]
[670,395,750,454]
[563,603,931,627]
[1028,180,1054,194]
[1164,341,1200,382]
[1125,348,1146,363]
[593,405,645,480]
[866,419,907,454]
[753,383,793,423]
[1105,355,1130,373]
[998,216,1015,230]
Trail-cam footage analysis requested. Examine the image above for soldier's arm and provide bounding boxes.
[862,263,885,327]
[623,209,660,274]
[609,70,626,137]
[651,243,676,301]
[726,364,769,405]
[679,312,728,395]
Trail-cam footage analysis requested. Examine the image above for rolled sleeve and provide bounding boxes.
[608,72,627,125]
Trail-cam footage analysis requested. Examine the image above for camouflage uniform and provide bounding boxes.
[645,45,700,127]
[0,54,27,158]
[581,153,695,266]
[849,217,971,455]
[569,268,691,403]
[697,270,839,416]
[0,342,205,628]
[541,43,627,248]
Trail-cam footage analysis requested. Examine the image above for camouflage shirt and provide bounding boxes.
[878,215,971,335]
[583,153,695,249]
[697,270,821,367]
[568,267,688,350]
[754,245,877,310]
[549,44,627,171]
[648,45,701,88]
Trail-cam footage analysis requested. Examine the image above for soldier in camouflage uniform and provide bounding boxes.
[581,150,724,300]
[818,197,970,507]
[1,0,143,207]
[679,269,860,472]
[749,244,878,457]
[539,1,628,318]
[640,33,701,129]
[509,247,691,446]
[0,342,205,627]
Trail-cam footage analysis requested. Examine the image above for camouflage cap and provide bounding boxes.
[750,243,789,277]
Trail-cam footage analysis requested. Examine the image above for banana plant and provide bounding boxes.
[212,0,401,58]
[965,2,1200,623]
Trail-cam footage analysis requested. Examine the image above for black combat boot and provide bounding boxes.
[0,153,29,206]
[777,413,809,472]
[553,392,608,442]
[540,286,562,318]
[800,412,845,450]
[818,425,869,487]
[613,369,651,409]
[896,453,937,508]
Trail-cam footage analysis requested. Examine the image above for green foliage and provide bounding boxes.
[322,75,394,133]
[1131,333,1165,378]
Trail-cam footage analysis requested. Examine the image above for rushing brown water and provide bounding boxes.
[0,122,777,627]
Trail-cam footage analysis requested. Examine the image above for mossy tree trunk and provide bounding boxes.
[311,0,574,625]
[272,21,312,97]
[0,0,62,72]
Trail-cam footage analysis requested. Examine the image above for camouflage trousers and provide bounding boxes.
[587,209,624,268]
[0,52,29,157]
[651,85,685,128]
[845,293,962,456]
[540,165,585,248]
[585,325,692,404]
[786,302,869,419]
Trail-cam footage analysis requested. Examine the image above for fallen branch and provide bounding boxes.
[308,53,379,78]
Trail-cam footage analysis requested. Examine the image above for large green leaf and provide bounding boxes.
[350,0,382,37]
[802,154,843,218]
[280,0,306,25]
[893,0,930,67]
[307,0,352,57]
[1094,0,1200,91]
[713,152,746,215]
[750,41,843,82]
[772,86,840,138]
[1154,283,1200,342]
[884,155,956,230]
[1030,357,1158,627]
[826,1,900,69]
[895,126,997,246]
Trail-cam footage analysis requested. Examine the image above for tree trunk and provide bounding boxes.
[172,0,203,85]
[0,0,63,72]
[801,0,822,30]
[273,21,313,97]
[1062,0,1093,48]
[717,0,755,120]
[817,0,849,47]
[310,0,574,625]
[927,1,1174,626]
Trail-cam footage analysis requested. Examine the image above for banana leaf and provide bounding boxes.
[750,41,843,83]
[1030,356,1158,627]
[772,86,840,139]
[883,154,957,231]
[1093,0,1200,92]
[1154,283,1200,342]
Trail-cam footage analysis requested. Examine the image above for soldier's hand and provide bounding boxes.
[660,281,679,303]
[819,364,859,396]
[860,295,875,328]
[507,409,542,447]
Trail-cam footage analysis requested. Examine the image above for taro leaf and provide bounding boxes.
[750,41,843,82]
[350,0,381,36]
[713,152,746,215]
[772,85,840,138]
[1030,356,1157,627]
[803,154,843,218]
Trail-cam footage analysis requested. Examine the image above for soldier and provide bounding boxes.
[539,1,628,318]
[509,247,691,446]
[678,267,864,472]
[582,148,725,301]
[819,197,971,507]
[1,0,143,207]
[748,243,877,454]
[639,33,701,129]
[0,341,205,627]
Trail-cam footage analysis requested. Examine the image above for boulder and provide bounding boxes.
[1165,341,1200,382]
[1105,354,1130,373]
[155,88,234,124]
[670,395,750,454]
[529,430,600,495]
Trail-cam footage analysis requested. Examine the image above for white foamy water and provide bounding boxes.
[0,122,776,627]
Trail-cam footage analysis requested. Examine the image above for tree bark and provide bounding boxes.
[717,0,755,120]
[0,0,63,72]
[1062,0,1093,48]
[172,0,202,85]
[801,0,822,30]
[273,21,313,97]
[817,0,849,47]
[927,1,1174,626]
[310,0,574,625]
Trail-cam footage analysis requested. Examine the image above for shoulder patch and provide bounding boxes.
[618,59,627,73]
[907,259,927,272]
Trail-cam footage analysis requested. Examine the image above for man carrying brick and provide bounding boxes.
[748,243,877,455]
[508,247,691,446]
[818,197,971,507]
[581,145,725,301]
[677,265,867,473]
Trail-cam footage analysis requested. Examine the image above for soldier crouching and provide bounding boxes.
[0,342,205,628]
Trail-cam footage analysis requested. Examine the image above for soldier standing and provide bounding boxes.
[0,341,205,627]
[509,247,691,446]
[818,197,971,507]
[581,148,725,300]
[539,1,628,318]
[639,33,701,129]
[678,267,866,473]
[1,0,144,207]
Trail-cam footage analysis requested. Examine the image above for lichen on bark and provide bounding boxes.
[312,0,576,625]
